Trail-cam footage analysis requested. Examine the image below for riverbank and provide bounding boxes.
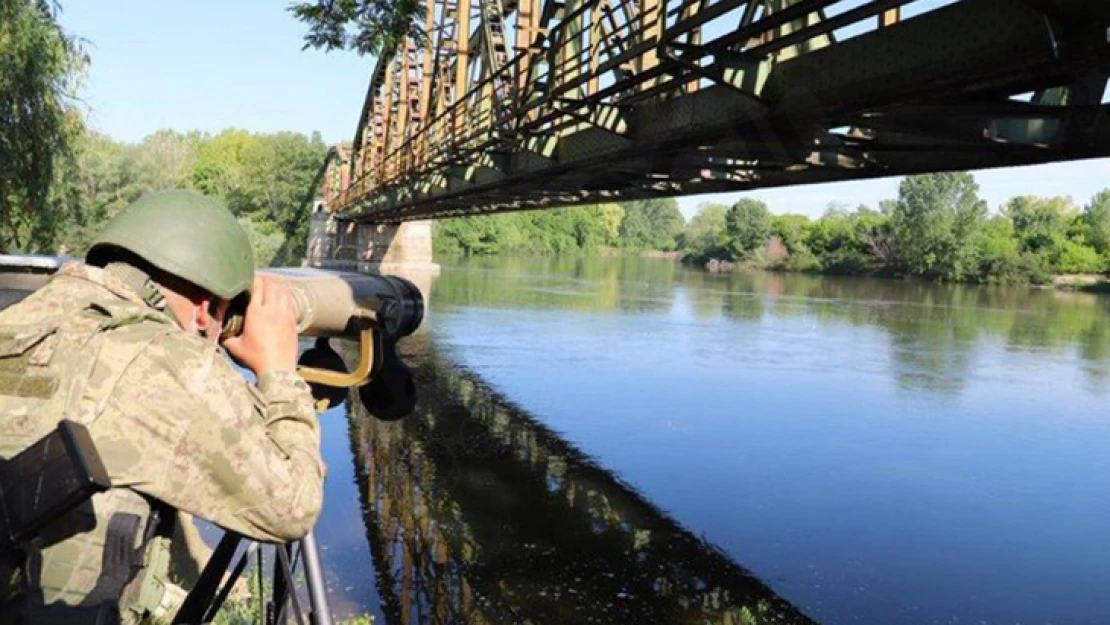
[1052,273,1110,293]
[594,246,681,259]
[690,254,1110,292]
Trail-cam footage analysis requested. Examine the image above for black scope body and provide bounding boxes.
[220,269,424,341]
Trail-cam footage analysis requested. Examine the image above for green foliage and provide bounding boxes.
[800,207,888,275]
[681,203,729,261]
[764,212,822,272]
[1083,189,1110,253]
[435,200,672,256]
[725,199,772,261]
[776,246,821,273]
[55,129,325,265]
[618,198,684,250]
[978,216,1024,283]
[1051,237,1104,274]
[669,177,1108,285]
[0,0,87,252]
[238,216,286,268]
[194,130,327,261]
[1005,195,1075,252]
[1002,195,1105,275]
[769,213,811,254]
[204,564,374,625]
[435,204,628,256]
[291,0,422,55]
[889,172,987,281]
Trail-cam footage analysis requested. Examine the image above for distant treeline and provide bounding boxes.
[434,198,685,255]
[65,129,327,265]
[685,172,1110,284]
[436,172,1110,285]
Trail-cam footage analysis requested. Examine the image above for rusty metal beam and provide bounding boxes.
[330,0,1110,222]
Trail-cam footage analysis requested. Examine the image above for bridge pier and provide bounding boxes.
[305,206,439,301]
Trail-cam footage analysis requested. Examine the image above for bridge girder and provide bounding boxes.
[328,0,1110,222]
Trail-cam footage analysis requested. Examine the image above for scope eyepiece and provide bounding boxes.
[375,275,424,339]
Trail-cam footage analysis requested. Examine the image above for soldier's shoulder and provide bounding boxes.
[0,272,100,324]
[137,330,248,391]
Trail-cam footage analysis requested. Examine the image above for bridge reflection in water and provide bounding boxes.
[346,335,818,625]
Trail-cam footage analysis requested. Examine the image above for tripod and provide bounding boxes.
[172,528,335,625]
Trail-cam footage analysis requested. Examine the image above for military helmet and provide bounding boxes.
[87,189,254,300]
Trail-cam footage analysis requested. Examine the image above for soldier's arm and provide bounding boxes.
[100,337,326,543]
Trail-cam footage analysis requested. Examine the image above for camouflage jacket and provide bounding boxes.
[0,262,325,623]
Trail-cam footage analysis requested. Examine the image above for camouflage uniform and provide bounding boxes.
[0,261,325,623]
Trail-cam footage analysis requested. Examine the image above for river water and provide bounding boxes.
[313,256,1110,625]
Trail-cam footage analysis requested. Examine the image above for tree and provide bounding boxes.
[434,214,513,255]
[190,128,253,199]
[238,216,287,267]
[618,198,684,250]
[769,213,811,254]
[594,203,624,247]
[0,0,87,251]
[133,130,201,191]
[569,203,624,249]
[236,132,327,259]
[851,206,893,267]
[1005,195,1074,253]
[1004,195,1102,274]
[977,215,1041,283]
[724,198,772,261]
[804,206,888,274]
[888,172,987,281]
[62,131,144,252]
[682,203,728,261]
[290,0,423,55]
[1083,189,1110,253]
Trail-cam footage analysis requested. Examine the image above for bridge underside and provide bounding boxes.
[325,0,1110,223]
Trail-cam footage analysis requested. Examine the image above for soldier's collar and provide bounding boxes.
[103,262,167,312]
[57,262,171,318]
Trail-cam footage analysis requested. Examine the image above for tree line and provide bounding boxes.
[69,129,326,265]
[434,198,685,255]
[685,172,1110,284]
[435,172,1110,285]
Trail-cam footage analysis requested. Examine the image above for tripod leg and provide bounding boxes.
[300,530,334,625]
[203,542,259,623]
[173,531,243,624]
[271,543,290,625]
[275,544,308,625]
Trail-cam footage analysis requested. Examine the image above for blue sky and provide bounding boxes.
[58,1,1110,220]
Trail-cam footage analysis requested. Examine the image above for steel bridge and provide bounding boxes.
[321,0,1110,223]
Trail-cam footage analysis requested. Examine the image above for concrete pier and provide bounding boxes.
[305,207,439,301]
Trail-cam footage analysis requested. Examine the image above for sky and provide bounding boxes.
[58,1,1110,221]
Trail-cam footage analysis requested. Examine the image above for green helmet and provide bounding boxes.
[87,189,254,300]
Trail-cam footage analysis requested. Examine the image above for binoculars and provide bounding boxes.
[244,268,425,420]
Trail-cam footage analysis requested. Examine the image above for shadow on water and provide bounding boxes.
[344,333,819,625]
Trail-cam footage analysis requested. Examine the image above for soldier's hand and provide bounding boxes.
[222,275,298,376]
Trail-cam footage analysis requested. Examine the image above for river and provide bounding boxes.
[312,255,1110,625]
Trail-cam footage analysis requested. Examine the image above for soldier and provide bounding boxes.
[0,190,326,623]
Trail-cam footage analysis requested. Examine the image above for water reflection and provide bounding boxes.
[431,256,677,314]
[347,334,818,625]
[433,258,1110,394]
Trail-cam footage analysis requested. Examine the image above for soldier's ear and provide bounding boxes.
[195,295,217,335]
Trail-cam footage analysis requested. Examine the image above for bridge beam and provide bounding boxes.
[327,0,1110,221]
